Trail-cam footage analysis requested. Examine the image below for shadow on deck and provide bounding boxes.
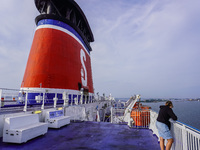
[0,121,160,150]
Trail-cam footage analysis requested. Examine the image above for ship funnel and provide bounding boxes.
[21,0,94,103]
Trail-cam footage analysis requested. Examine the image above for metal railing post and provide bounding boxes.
[23,91,28,112]
[41,92,45,110]
[80,91,83,104]
[74,97,77,105]
[63,91,69,107]
[84,95,86,104]
[182,125,188,150]
[77,94,79,104]
[111,107,113,123]
[71,94,73,106]
[53,93,58,108]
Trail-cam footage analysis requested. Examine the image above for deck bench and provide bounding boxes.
[44,109,70,128]
[3,114,48,143]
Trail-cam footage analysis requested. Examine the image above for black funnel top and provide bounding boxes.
[34,0,94,45]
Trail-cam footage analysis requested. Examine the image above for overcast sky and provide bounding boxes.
[0,0,200,98]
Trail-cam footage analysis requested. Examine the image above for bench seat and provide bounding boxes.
[44,109,70,128]
[47,115,70,128]
[3,114,48,143]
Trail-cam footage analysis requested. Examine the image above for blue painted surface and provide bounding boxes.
[17,93,64,104]
[14,93,94,105]
[49,110,64,119]
[0,121,160,150]
[37,19,90,54]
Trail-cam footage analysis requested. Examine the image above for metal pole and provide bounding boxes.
[182,125,188,150]
[71,94,73,106]
[75,97,78,105]
[41,92,45,110]
[39,83,42,103]
[53,93,58,108]
[23,91,28,112]
[111,106,113,123]
[84,94,87,104]
[80,91,83,105]
[63,91,69,107]
[77,94,79,104]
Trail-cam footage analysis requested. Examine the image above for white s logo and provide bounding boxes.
[80,49,87,87]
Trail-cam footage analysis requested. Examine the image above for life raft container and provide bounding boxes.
[130,102,151,127]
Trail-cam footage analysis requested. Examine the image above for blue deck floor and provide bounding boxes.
[0,121,160,150]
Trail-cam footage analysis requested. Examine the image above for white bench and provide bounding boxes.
[44,109,70,128]
[3,114,48,143]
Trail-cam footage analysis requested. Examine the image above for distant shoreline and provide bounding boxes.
[116,98,200,103]
[142,98,200,103]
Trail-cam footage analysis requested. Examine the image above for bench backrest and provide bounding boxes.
[48,110,64,119]
[4,114,39,129]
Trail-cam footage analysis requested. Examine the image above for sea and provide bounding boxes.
[142,100,200,131]
[117,98,200,131]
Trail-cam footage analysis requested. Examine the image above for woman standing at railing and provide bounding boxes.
[156,101,177,150]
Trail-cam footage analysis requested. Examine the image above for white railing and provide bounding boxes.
[131,109,150,128]
[171,121,200,150]
[0,88,19,105]
[110,96,151,128]
[150,110,200,150]
[111,107,151,129]
[0,88,114,114]
[110,106,125,124]
[0,88,89,106]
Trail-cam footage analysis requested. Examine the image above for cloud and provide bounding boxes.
[0,0,38,88]
[0,0,200,98]
[77,0,200,98]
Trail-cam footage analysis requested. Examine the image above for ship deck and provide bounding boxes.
[0,121,160,150]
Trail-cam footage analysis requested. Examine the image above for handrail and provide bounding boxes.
[0,88,113,111]
[176,120,200,133]
[150,110,200,150]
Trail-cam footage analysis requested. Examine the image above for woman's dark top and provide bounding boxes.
[157,105,177,129]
